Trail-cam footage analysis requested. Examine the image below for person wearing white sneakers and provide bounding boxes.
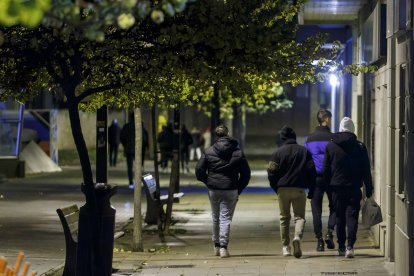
[267,126,316,259]
[196,125,251,258]
[323,117,374,258]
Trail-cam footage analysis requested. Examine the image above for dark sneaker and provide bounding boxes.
[325,233,335,249]
[317,238,325,251]
[292,237,302,258]
[338,247,346,256]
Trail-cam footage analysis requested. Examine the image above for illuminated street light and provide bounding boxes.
[330,73,339,132]
[329,74,338,87]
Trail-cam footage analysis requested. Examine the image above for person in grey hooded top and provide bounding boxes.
[196,125,251,258]
[323,117,373,258]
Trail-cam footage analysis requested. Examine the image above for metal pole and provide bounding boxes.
[96,105,108,184]
[331,85,337,132]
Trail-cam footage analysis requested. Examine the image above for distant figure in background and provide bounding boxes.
[180,125,193,173]
[203,127,212,150]
[120,113,135,189]
[190,127,204,160]
[108,119,121,167]
[142,122,149,168]
[158,122,174,171]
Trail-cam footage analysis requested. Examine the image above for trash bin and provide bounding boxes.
[76,184,117,276]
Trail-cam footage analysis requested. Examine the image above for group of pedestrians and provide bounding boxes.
[195,109,373,260]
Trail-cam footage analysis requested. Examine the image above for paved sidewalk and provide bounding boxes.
[0,162,395,275]
[112,192,395,276]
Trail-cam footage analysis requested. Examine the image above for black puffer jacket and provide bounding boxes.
[195,137,251,194]
[323,132,373,197]
[267,139,316,194]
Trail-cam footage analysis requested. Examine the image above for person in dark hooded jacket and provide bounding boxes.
[323,117,373,258]
[267,125,316,258]
[196,125,250,258]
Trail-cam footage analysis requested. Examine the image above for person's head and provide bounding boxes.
[339,117,355,133]
[215,125,229,138]
[317,109,332,127]
[278,125,296,141]
[112,119,118,124]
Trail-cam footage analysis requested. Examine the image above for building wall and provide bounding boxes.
[356,0,414,274]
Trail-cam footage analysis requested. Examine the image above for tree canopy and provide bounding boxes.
[0,0,376,187]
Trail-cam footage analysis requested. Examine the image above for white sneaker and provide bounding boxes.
[282,246,292,256]
[345,247,354,258]
[292,237,302,258]
[214,246,220,256]
[219,247,229,258]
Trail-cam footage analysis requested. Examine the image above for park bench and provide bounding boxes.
[56,204,124,276]
[142,174,184,225]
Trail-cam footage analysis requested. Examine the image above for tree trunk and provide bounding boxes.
[211,81,220,143]
[65,87,100,276]
[132,108,143,252]
[232,104,246,150]
[163,107,180,234]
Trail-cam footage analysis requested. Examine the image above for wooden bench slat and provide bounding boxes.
[59,204,79,215]
[64,213,79,225]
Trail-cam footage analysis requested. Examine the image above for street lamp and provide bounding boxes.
[329,74,339,132]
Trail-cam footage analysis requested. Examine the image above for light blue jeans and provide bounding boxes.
[208,189,239,247]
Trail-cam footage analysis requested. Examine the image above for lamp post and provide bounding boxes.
[329,74,339,132]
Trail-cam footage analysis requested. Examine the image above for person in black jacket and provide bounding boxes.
[196,125,250,258]
[304,109,336,251]
[120,113,149,189]
[267,126,316,258]
[323,117,373,258]
[108,119,121,167]
[180,125,193,173]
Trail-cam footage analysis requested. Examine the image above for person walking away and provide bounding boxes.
[120,113,135,189]
[142,122,149,168]
[158,123,174,171]
[190,127,204,160]
[304,109,336,251]
[196,125,250,258]
[108,119,121,167]
[267,126,316,258]
[180,125,193,173]
[323,117,373,258]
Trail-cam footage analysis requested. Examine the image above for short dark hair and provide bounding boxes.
[317,109,332,125]
[215,125,229,137]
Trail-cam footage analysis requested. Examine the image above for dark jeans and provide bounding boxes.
[126,154,135,185]
[311,176,335,238]
[332,188,362,248]
[109,144,119,166]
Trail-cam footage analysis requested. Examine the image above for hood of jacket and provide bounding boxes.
[332,132,358,151]
[213,137,239,158]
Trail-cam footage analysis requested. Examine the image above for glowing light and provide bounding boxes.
[329,74,338,87]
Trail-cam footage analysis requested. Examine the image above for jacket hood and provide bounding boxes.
[332,132,357,150]
[213,137,239,157]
